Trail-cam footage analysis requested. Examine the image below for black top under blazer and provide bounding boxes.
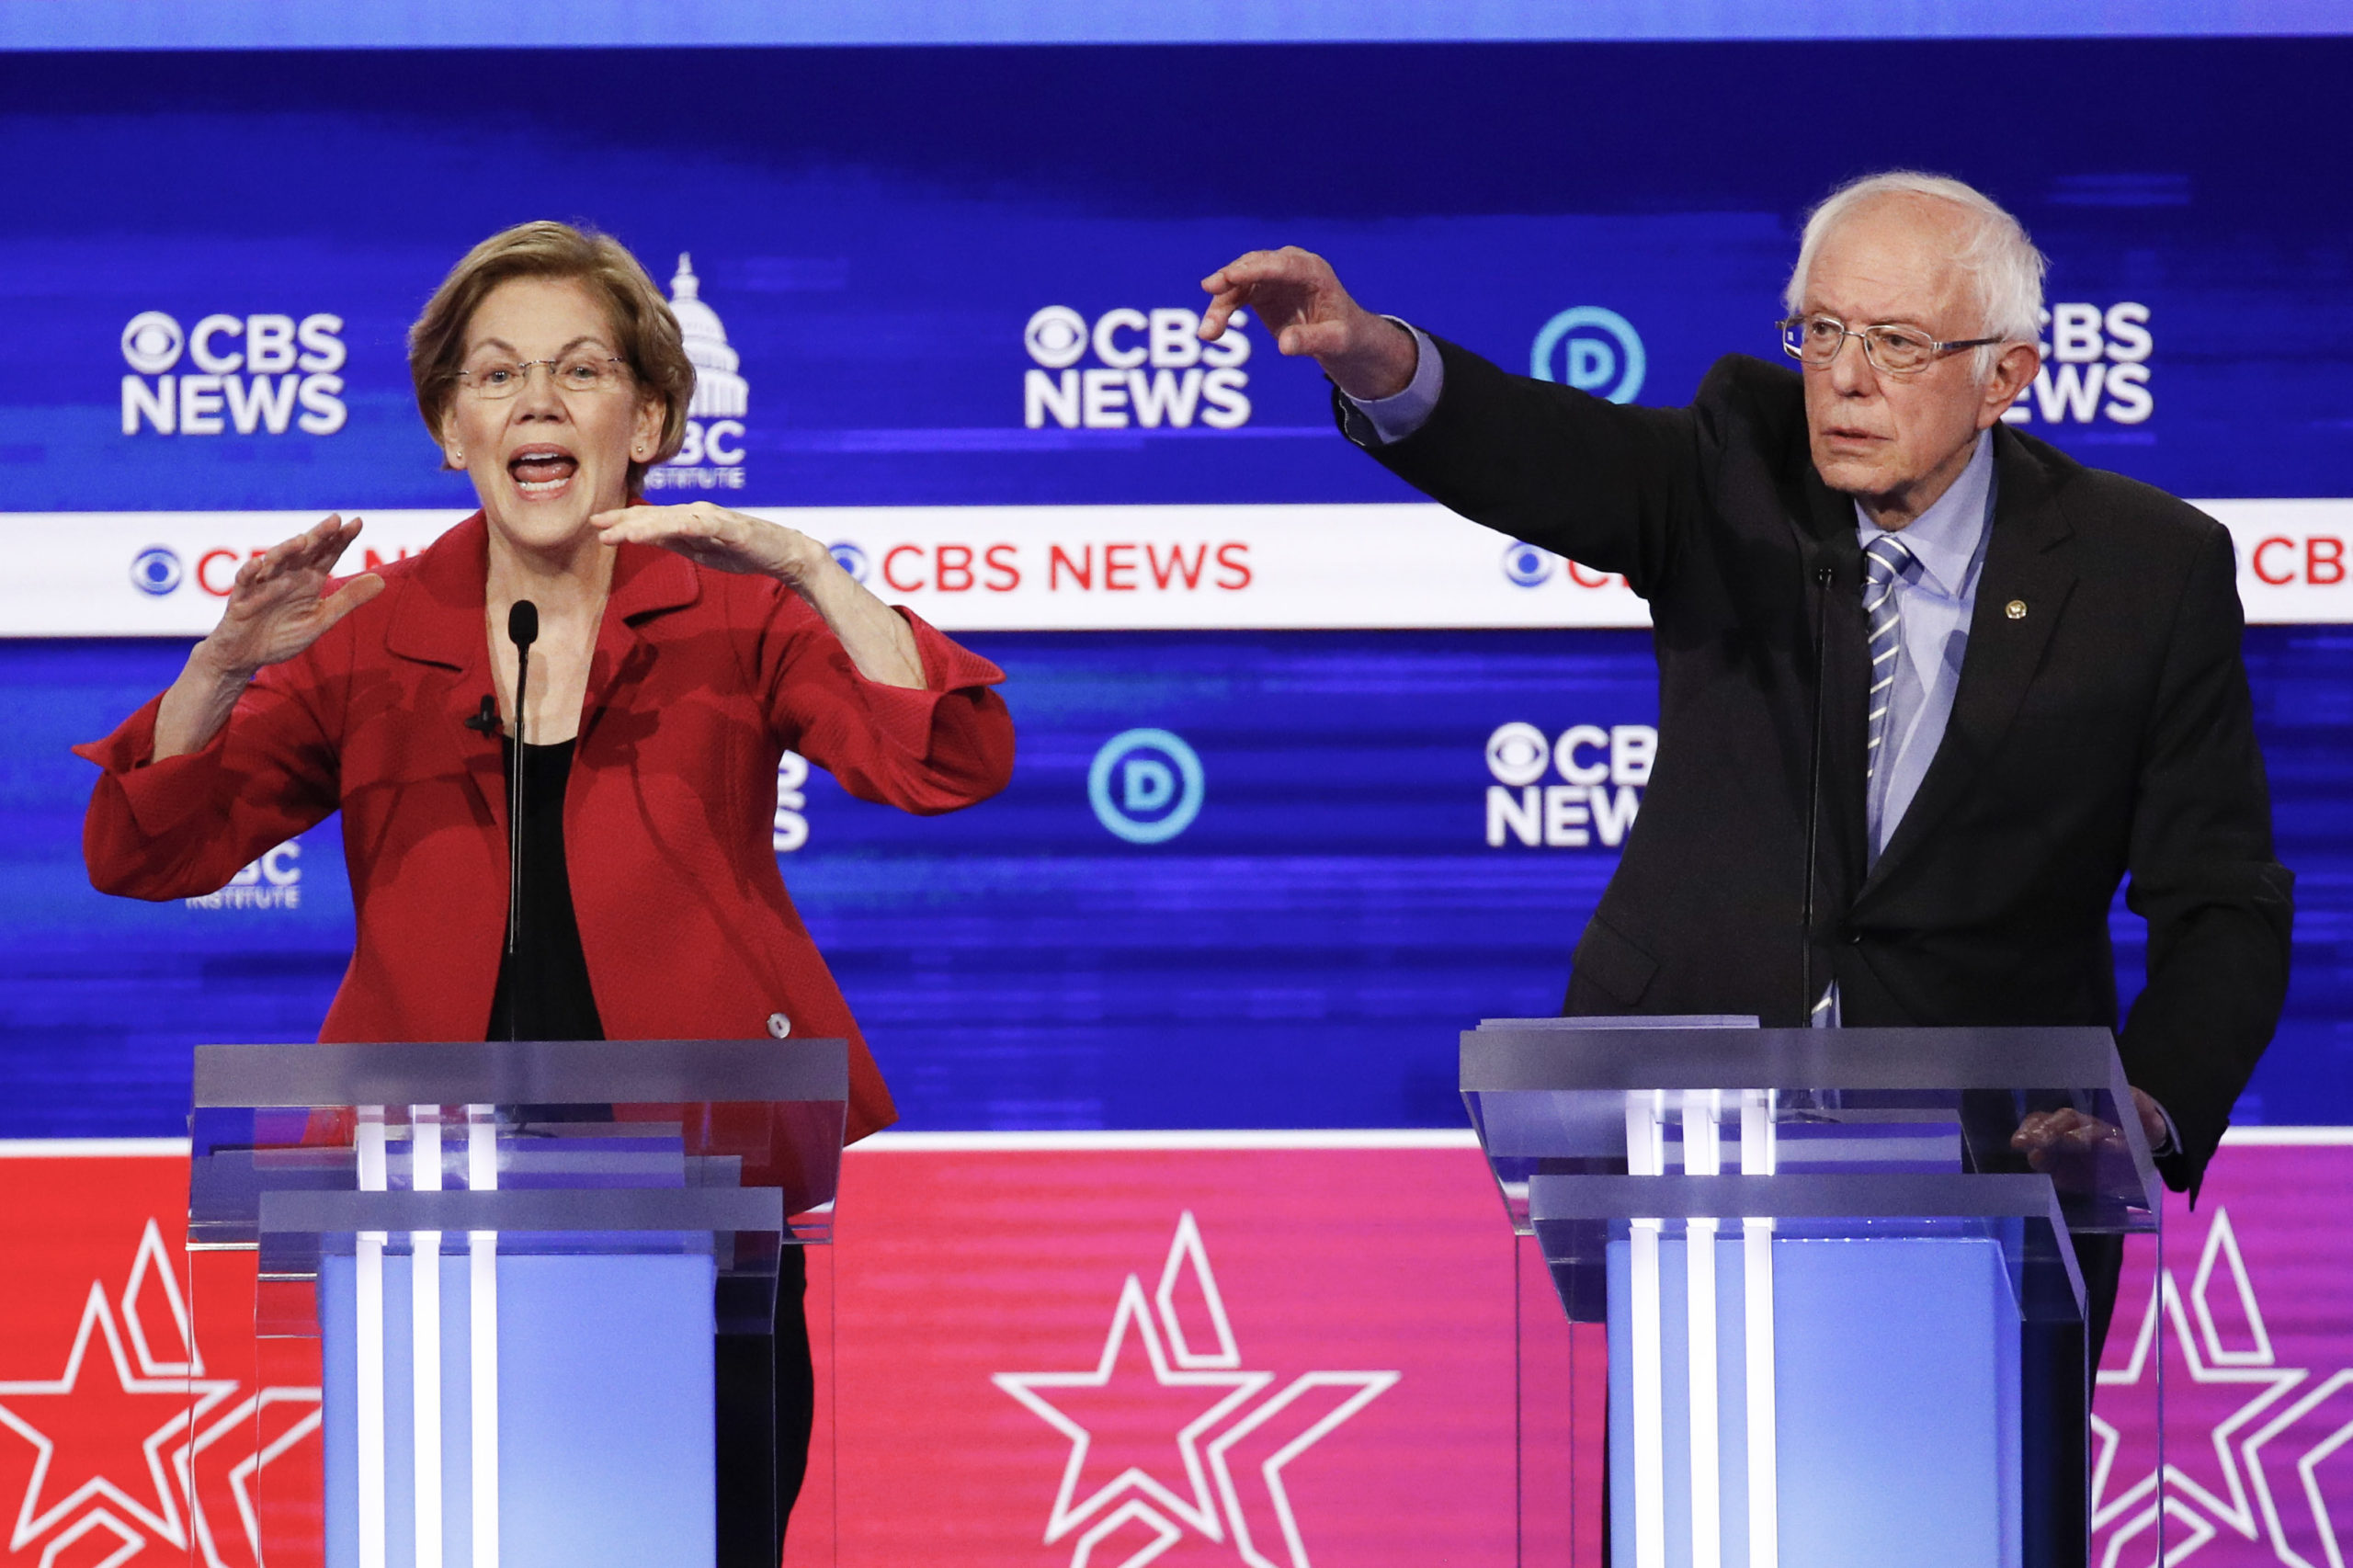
[1346,339,2293,1194]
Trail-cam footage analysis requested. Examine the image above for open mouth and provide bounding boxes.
[506,445,579,497]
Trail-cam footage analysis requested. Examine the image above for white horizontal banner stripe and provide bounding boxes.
[3,499,2347,635]
[0,1138,193,1156]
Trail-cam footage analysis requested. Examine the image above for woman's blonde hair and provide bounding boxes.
[407,221,694,492]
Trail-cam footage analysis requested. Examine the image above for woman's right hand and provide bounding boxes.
[199,514,386,676]
[154,515,384,761]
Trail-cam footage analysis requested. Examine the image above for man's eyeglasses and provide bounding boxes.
[454,354,631,400]
[1778,315,2004,377]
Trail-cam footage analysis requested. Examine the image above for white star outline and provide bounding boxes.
[0,1218,322,1568]
[995,1212,1401,1568]
[997,1271,1273,1545]
[2091,1206,2353,1568]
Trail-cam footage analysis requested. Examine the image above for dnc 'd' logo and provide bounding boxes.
[649,254,750,492]
[1530,307,1646,404]
[1023,306,1253,431]
[1090,729,1205,845]
[119,310,347,437]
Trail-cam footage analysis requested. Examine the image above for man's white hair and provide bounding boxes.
[1783,171,2047,378]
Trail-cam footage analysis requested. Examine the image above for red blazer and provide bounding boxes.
[77,515,1015,1143]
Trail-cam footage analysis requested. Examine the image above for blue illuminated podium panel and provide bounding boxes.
[188,1039,846,1568]
[1466,1021,2162,1568]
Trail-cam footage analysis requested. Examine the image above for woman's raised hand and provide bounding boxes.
[591,501,924,687]
[155,514,384,761]
[202,514,386,676]
[590,502,829,584]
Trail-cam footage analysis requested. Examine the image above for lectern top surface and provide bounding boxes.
[1461,1024,2121,1091]
[1461,1022,2162,1235]
[192,1037,848,1108]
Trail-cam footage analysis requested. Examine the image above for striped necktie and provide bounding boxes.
[1814,530,1918,1029]
[1862,532,1917,784]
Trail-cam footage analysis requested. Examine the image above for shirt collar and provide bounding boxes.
[1854,429,1996,598]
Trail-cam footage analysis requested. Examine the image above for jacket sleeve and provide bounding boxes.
[2119,524,2295,1194]
[74,658,343,901]
[1340,334,1711,598]
[760,596,1015,814]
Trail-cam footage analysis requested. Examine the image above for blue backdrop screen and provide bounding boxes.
[4,628,2346,1136]
[4,37,2349,1133]
[3,40,2351,509]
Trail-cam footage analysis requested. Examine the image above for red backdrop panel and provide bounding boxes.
[6,1140,2351,1568]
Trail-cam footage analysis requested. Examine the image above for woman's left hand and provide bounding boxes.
[590,502,832,586]
[591,500,925,687]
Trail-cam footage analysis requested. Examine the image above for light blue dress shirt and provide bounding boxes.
[1859,431,1995,860]
[1347,321,1447,445]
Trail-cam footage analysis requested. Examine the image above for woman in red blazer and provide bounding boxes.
[78,222,1014,1559]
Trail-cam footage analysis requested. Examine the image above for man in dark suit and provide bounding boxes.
[1199,174,2291,1330]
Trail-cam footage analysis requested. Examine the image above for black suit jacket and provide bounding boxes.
[1349,340,2292,1193]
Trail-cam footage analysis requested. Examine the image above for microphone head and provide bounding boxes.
[507,599,540,649]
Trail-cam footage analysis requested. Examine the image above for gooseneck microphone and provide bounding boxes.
[504,600,540,1040]
[1800,562,1836,1025]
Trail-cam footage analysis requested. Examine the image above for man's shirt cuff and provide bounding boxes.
[2153,1099,2181,1157]
[1339,320,1443,445]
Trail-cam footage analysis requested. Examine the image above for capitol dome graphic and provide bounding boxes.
[668,253,748,419]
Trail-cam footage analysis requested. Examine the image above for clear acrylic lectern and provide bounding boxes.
[1464,1020,2162,1568]
[188,1038,848,1568]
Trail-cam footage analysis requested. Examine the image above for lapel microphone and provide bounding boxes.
[504,600,540,1039]
[463,695,499,734]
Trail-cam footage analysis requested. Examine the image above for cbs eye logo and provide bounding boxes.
[1088,728,1204,845]
[829,541,870,583]
[131,546,184,597]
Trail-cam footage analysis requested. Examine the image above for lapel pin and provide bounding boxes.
[2005,599,2028,620]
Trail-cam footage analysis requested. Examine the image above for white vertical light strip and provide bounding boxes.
[1683,1091,1722,1568]
[1739,1089,1779,1568]
[411,1108,444,1568]
[355,1107,389,1568]
[1625,1090,1667,1568]
[467,1106,500,1568]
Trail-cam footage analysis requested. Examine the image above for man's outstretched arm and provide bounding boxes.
[1199,244,1708,596]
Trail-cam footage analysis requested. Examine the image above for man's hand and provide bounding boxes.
[2011,1086,2172,1175]
[1199,247,1418,402]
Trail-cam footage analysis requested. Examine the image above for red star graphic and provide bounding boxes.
[997,1276,1270,1543]
[0,1281,235,1553]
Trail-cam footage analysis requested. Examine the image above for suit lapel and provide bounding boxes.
[383,514,506,832]
[379,520,703,830]
[1798,463,1873,894]
[580,542,699,744]
[1861,431,2076,896]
